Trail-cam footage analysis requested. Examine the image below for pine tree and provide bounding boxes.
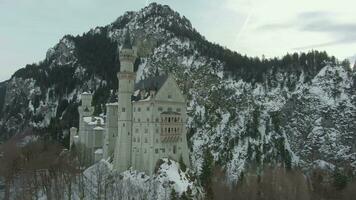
[170,188,179,200]
[179,155,187,172]
[200,149,214,200]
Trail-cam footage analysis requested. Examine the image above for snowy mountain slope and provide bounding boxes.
[80,159,201,200]
[0,2,355,183]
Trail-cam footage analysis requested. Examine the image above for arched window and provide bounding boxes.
[128,132,130,135]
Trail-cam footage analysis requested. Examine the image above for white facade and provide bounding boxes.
[70,33,190,175]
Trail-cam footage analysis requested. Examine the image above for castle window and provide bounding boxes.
[144,149,147,153]
[123,123,125,127]
[173,145,177,154]
[176,108,181,112]
[138,107,141,112]
[138,118,140,122]
[156,139,158,143]
[158,107,163,111]
[156,118,159,122]
[161,148,165,153]
[128,132,130,135]
[168,94,172,99]
[156,128,159,133]
[135,128,138,133]
[122,107,125,112]
[168,107,172,112]
[168,128,170,133]
[155,149,158,154]
[147,107,150,111]
[168,118,171,123]
[147,118,149,122]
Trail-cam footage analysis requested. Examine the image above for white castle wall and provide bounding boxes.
[103,103,118,160]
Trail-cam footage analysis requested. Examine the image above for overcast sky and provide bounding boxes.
[1,0,355,81]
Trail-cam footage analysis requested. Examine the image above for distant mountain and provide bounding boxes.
[0,2,355,182]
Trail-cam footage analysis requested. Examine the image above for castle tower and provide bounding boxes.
[78,92,94,144]
[114,31,137,171]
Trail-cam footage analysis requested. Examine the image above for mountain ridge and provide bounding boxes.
[0,2,355,182]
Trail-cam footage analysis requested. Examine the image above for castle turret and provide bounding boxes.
[114,31,137,171]
[78,92,94,144]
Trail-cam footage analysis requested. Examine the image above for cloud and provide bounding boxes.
[297,11,333,19]
[293,37,356,50]
[255,11,356,49]
[255,23,293,31]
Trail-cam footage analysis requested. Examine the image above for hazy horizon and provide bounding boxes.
[1,0,355,82]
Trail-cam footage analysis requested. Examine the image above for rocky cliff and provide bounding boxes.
[0,3,355,182]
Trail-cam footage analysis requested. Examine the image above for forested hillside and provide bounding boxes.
[0,4,355,196]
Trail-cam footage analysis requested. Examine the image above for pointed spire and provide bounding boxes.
[122,29,132,49]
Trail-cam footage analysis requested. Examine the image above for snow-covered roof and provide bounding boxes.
[106,102,118,106]
[83,116,104,125]
[94,126,105,131]
[95,148,103,154]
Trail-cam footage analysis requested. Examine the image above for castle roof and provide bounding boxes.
[131,74,168,101]
[134,74,168,91]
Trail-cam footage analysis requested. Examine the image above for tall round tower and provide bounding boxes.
[114,31,136,172]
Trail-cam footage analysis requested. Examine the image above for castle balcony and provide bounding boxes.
[160,111,183,143]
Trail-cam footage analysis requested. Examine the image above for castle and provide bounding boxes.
[70,32,190,175]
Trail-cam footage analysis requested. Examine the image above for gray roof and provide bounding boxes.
[134,74,168,91]
[131,75,169,101]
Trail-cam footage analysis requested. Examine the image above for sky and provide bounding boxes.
[1,0,355,82]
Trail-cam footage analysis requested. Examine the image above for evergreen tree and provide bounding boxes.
[333,168,348,190]
[170,188,179,200]
[200,148,214,200]
[179,155,187,172]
